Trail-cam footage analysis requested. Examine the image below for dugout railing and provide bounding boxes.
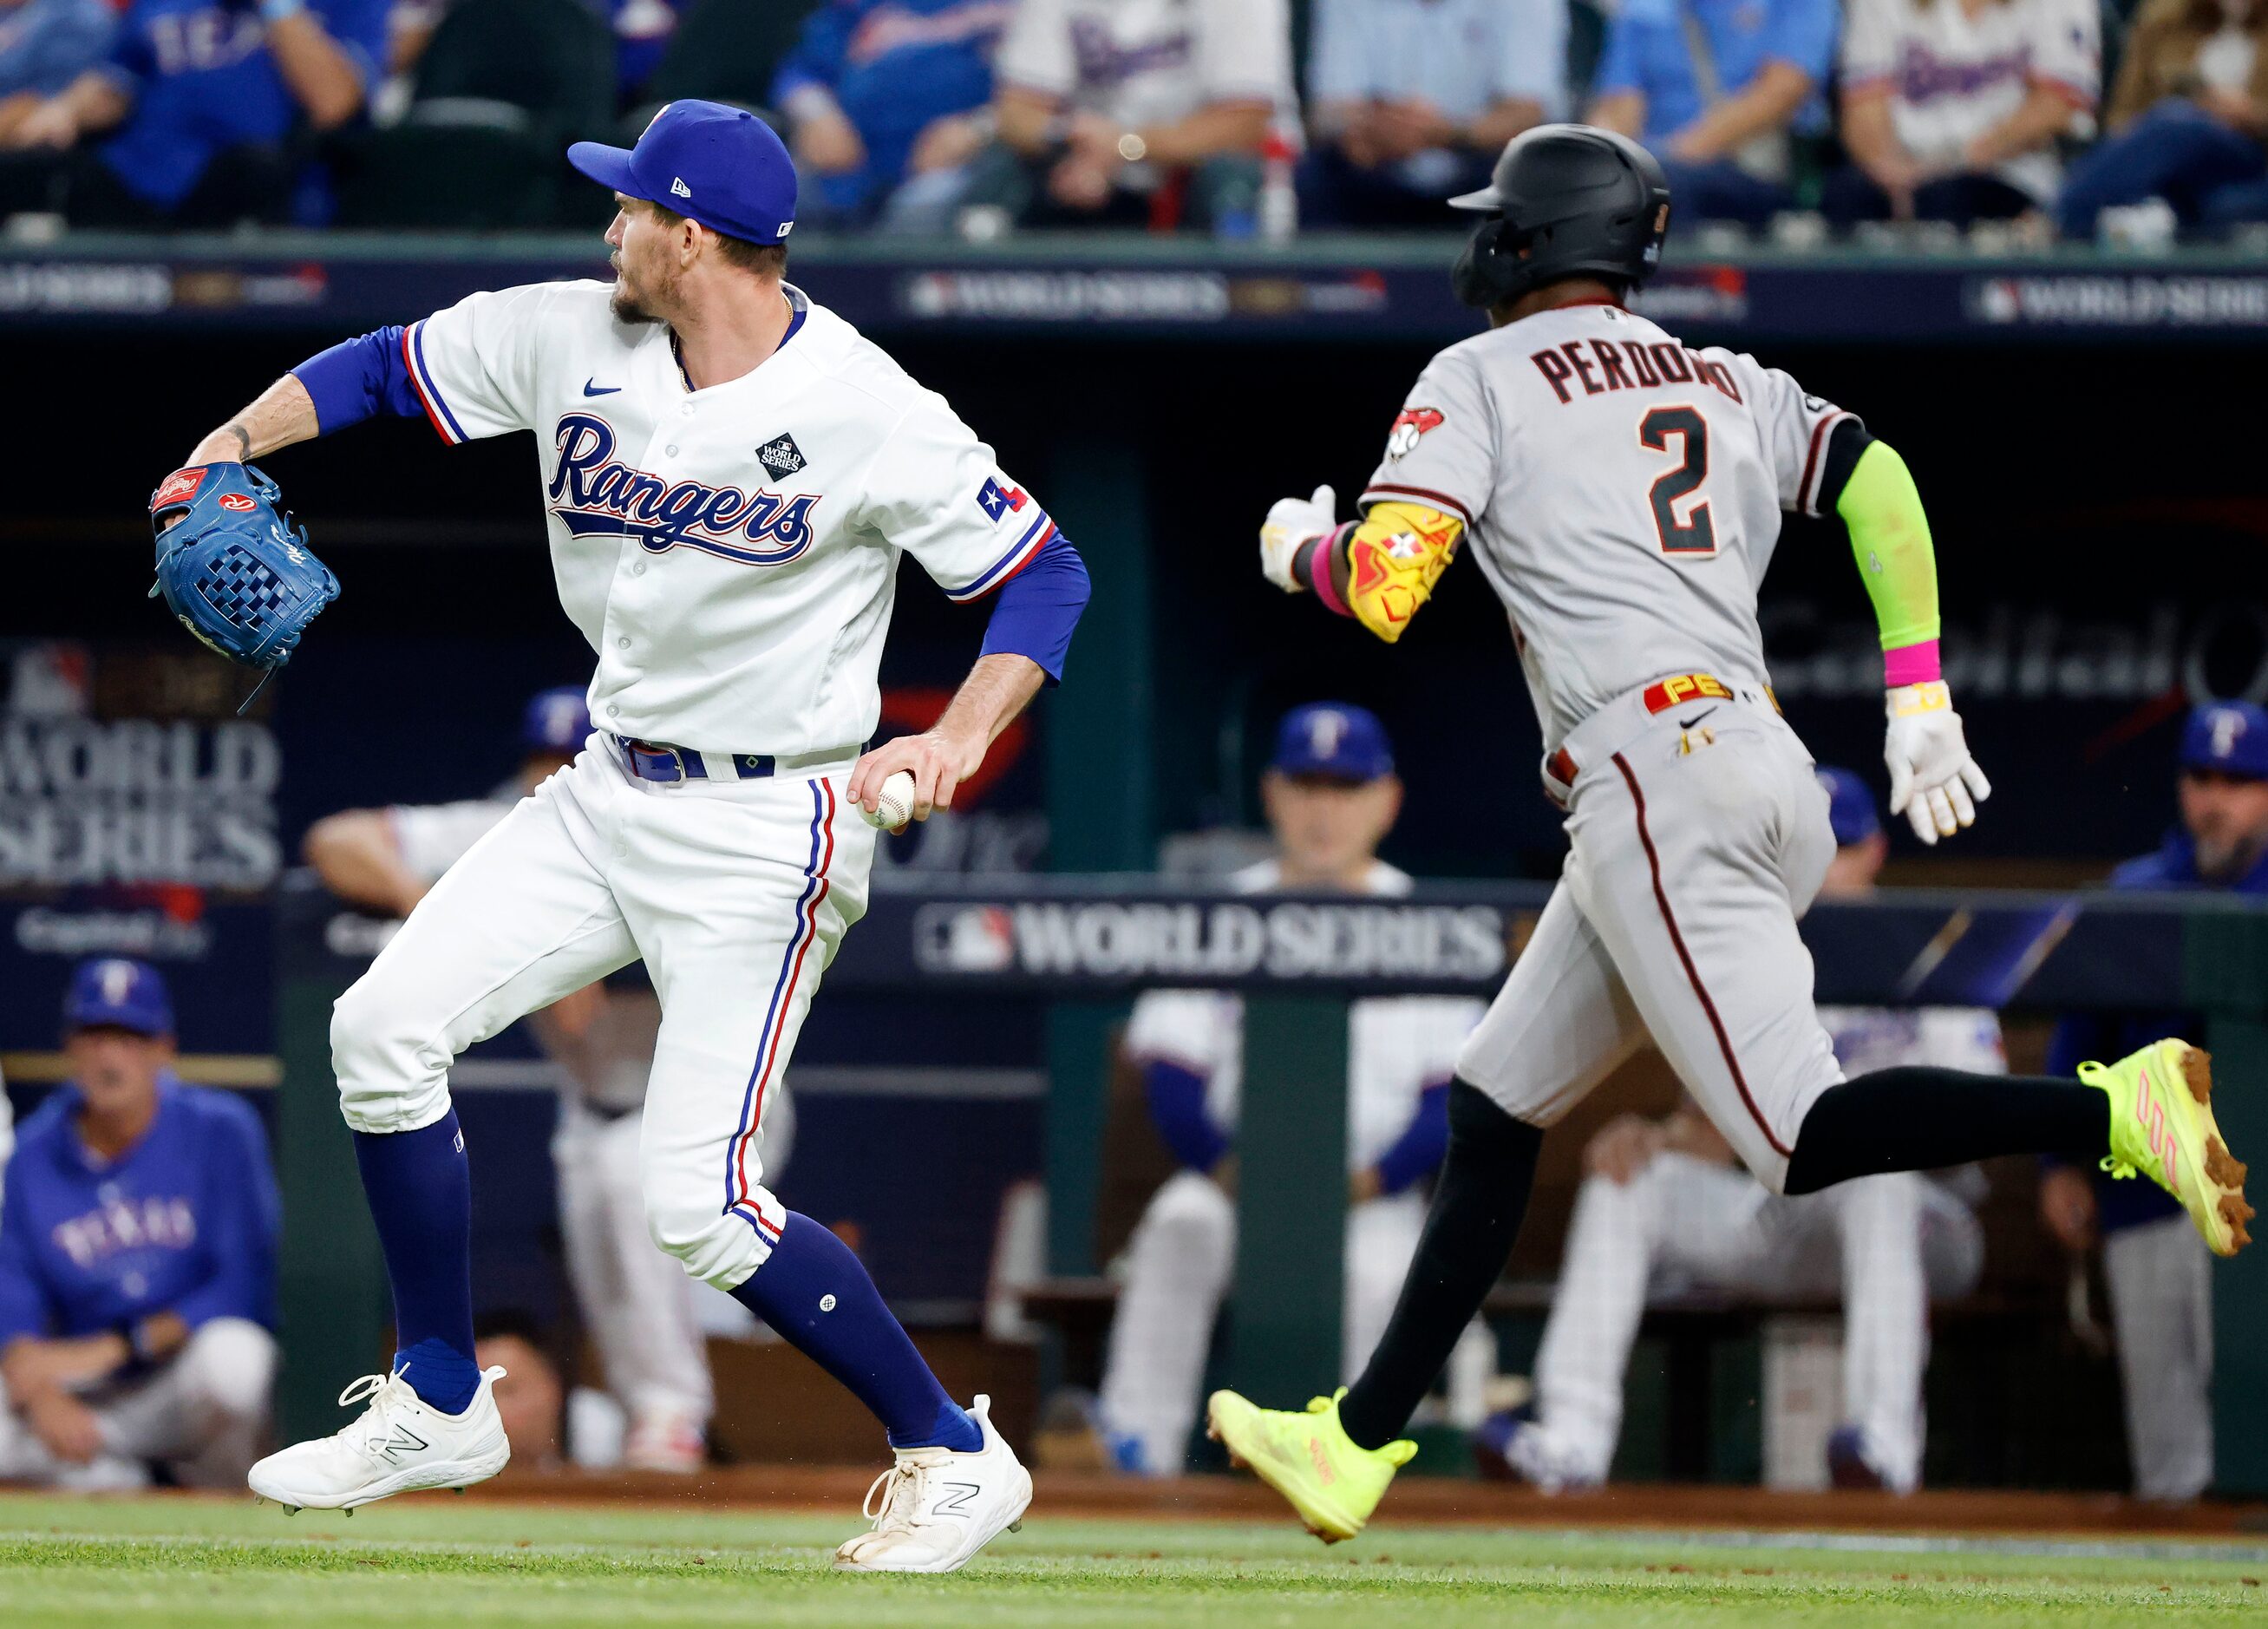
[272,878,2268,1489]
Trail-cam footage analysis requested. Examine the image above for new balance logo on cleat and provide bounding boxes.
[932,1482,981,1516]
[377,1426,429,1462]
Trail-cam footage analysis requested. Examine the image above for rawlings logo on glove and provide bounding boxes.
[147,461,338,710]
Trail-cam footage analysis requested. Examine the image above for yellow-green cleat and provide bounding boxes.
[1206,1387,1415,1543]
[2081,1037,2254,1257]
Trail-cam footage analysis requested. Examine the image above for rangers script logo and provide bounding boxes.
[1385,407,1445,461]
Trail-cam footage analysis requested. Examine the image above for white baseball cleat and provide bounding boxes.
[833,1394,1032,1574]
[248,1364,511,1512]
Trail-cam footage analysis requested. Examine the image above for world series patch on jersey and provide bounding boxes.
[397,280,1057,756]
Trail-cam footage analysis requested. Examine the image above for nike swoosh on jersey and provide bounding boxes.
[583,379,621,396]
[1676,708,1719,728]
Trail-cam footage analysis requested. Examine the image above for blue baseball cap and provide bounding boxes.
[521,685,592,753]
[63,957,173,1038]
[1814,766,1882,847]
[568,101,795,245]
[1269,703,1395,782]
[2180,700,2268,780]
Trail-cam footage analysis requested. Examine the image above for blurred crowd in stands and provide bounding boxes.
[0,0,2260,245]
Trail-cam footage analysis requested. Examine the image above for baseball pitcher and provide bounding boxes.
[160,101,1088,1571]
[1208,124,2252,1542]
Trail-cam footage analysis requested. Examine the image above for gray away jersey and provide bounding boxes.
[1363,303,1854,749]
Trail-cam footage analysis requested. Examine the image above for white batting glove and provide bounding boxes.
[1884,681,1991,845]
[1259,484,1337,592]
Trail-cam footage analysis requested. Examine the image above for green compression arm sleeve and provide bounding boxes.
[1836,440,1940,677]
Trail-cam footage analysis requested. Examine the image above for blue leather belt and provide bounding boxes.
[614,736,775,784]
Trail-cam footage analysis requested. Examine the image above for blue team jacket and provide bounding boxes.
[0,1073,279,1345]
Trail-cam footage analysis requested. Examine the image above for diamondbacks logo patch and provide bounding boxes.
[1386,407,1445,461]
[756,435,805,481]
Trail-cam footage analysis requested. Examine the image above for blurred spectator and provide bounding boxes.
[773,0,1012,227]
[1827,0,2098,230]
[0,0,115,145]
[973,0,1294,232]
[2039,700,2268,1502]
[1585,0,1837,226]
[1092,706,1485,1475]
[607,0,680,102]
[1475,770,1995,1495]
[0,0,385,227]
[305,686,743,1475]
[2056,0,2268,239]
[0,959,279,1490]
[1299,0,1566,227]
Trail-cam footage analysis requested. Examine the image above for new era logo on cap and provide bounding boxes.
[670,176,691,199]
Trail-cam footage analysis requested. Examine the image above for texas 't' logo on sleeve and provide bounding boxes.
[977,475,1028,524]
[1385,407,1445,461]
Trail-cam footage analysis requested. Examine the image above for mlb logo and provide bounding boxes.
[976,476,1028,525]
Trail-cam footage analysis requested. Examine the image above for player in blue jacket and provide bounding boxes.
[2040,699,2268,1501]
[0,958,280,1488]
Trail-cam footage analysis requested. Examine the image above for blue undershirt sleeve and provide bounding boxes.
[291,324,423,435]
[1372,1080,1452,1195]
[978,533,1090,684]
[167,1102,281,1331]
[1143,1059,1231,1174]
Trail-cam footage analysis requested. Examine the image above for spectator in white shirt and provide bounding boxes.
[968,0,1294,230]
[1827,0,2100,228]
[1300,0,1565,226]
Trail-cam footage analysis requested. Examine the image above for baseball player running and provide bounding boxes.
[162,101,1088,1570]
[1476,768,1996,1495]
[1207,124,2252,1543]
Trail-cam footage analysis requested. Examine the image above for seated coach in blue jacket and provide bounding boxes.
[0,958,280,1489]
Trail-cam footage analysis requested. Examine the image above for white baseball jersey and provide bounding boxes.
[1363,302,1853,751]
[401,281,1058,755]
[997,0,1296,130]
[1124,860,1484,1173]
[1841,0,2099,205]
[389,797,515,882]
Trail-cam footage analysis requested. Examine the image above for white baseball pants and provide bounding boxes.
[1460,703,1844,1193]
[1530,1153,1983,1490]
[331,741,872,1290]
[0,1318,275,1488]
[553,1101,714,1428]
[1097,1170,1427,1475]
[2105,1213,2213,1501]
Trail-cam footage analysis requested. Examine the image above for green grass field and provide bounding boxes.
[1,1492,2262,1627]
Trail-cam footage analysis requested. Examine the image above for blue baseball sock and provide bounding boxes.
[352,1110,480,1416]
[731,1213,979,1452]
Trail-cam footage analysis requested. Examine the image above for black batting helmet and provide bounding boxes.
[1448,124,1671,311]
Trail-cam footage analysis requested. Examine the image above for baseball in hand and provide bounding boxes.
[862,770,918,831]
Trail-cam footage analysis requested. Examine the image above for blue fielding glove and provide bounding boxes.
[148,462,337,706]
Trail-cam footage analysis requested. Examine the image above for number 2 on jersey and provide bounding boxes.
[1638,405,1715,556]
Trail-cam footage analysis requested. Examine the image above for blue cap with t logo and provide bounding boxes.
[568,100,796,245]
[63,957,174,1038]
[1269,703,1395,782]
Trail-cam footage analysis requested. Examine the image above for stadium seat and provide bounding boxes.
[334,0,616,230]
[624,0,820,133]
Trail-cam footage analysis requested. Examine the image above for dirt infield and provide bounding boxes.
[456,1467,2268,1536]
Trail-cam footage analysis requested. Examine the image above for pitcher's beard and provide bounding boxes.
[611,282,662,324]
